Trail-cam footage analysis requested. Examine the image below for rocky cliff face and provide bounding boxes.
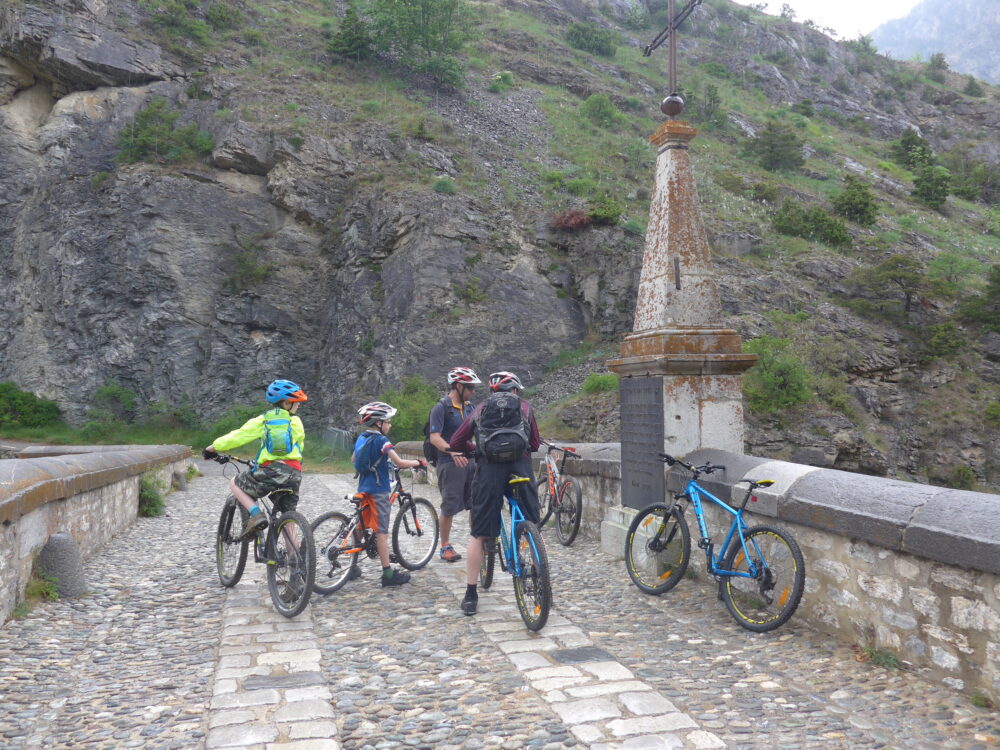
[0,0,596,422]
[872,0,1000,84]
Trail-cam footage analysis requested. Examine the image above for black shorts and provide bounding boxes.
[437,459,475,517]
[469,456,539,539]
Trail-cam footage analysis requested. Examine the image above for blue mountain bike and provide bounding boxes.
[479,476,552,631]
[625,453,805,632]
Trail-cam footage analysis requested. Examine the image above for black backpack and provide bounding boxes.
[421,397,449,467]
[476,392,529,463]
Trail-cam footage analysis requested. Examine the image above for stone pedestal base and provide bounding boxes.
[600,505,637,560]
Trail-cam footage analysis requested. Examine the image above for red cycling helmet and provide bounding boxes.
[488,371,523,392]
[448,367,481,385]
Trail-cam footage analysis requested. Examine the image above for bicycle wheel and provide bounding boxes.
[265,510,316,618]
[554,478,583,546]
[512,522,552,631]
[479,537,497,589]
[216,496,249,587]
[392,497,439,570]
[311,511,361,595]
[625,503,690,595]
[720,525,805,633]
[537,476,556,526]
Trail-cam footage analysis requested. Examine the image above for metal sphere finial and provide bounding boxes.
[661,94,684,117]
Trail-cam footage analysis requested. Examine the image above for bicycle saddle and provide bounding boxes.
[507,476,531,485]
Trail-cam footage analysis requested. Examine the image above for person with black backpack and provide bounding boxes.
[425,367,481,563]
[448,371,541,616]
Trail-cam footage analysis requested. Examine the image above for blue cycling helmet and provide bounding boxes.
[266,379,308,404]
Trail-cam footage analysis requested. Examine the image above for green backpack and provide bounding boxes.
[257,409,295,461]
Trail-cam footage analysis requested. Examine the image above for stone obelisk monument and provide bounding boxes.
[607,0,756,510]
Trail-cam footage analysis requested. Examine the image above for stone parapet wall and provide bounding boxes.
[0,445,191,622]
[397,441,1000,702]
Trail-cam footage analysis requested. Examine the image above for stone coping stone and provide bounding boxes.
[666,449,769,504]
[905,489,1000,575]
[783,469,950,550]
[0,445,191,524]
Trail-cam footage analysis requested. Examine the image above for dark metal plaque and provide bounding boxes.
[620,376,664,509]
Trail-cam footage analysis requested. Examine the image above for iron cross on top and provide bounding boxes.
[643,0,703,118]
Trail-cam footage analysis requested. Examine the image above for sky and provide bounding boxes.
[733,0,923,40]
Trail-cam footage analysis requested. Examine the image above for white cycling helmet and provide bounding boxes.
[447,367,482,385]
[488,371,523,392]
[357,401,397,426]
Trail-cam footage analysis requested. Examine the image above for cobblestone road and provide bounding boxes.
[1,470,998,750]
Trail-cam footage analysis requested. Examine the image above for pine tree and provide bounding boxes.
[747,120,804,172]
[327,1,373,62]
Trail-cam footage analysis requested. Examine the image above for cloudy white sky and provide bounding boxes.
[734,0,923,39]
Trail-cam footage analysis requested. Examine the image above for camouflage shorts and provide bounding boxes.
[235,461,301,514]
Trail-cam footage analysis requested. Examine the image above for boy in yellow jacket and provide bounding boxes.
[203,379,307,538]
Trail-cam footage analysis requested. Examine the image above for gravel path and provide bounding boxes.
[1,469,997,749]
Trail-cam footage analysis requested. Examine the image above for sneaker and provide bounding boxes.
[461,595,478,616]
[381,568,411,587]
[439,544,462,563]
[241,513,267,539]
[348,566,362,581]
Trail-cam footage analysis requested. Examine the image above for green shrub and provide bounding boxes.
[963,76,985,98]
[116,97,213,165]
[25,569,59,603]
[138,472,166,517]
[377,375,439,441]
[985,401,1000,426]
[750,182,781,204]
[0,382,62,428]
[917,322,964,362]
[890,128,933,170]
[699,61,728,78]
[579,93,623,129]
[746,120,804,172]
[453,277,486,304]
[714,169,747,195]
[206,1,241,30]
[588,196,624,225]
[566,177,596,196]
[487,70,514,93]
[912,165,951,209]
[141,0,211,44]
[414,55,465,88]
[946,464,976,491]
[742,336,812,414]
[327,0,373,61]
[225,236,273,293]
[959,265,1000,330]
[831,175,878,227]
[432,177,457,194]
[622,218,645,236]
[790,99,814,117]
[772,200,852,249]
[581,373,619,394]
[565,21,617,57]
[91,383,139,423]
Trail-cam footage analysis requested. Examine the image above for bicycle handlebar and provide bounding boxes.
[542,441,582,458]
[658,453,725,476]
[204,452,253,467]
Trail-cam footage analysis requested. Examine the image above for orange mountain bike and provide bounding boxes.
[311,464,439,594]
[537,441,583,546]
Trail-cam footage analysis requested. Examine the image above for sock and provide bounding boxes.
[465,584,478,600]
[383,566,392,578]
[249,505,261,517]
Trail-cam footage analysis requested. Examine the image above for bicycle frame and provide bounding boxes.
[330,466,420,558]
[683,480,763,580]
[496,493,532,578]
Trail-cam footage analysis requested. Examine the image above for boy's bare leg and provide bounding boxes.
[229,477,256,513]
[465,536,484,585]
[376,532,390,567]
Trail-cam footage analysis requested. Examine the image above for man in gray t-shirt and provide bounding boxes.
[428,367,480,562]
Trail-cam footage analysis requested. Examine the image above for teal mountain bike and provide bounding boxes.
[625,453,805,632]
[479,476,553,631]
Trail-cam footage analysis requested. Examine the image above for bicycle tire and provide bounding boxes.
[624,503,691,595]
[554,478,583,546]
[265,510,315,618]
[537,476,556,526]
[311,511,361,595]
[392,497,439,570]
[216,496,249,588]
[479,537,497,589]
[720,524,805,633]
[512,521,552,631]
